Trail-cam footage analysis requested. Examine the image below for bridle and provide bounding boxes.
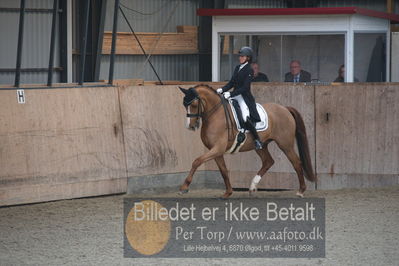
[183,87,222,121]
[182,86,234,140]
[183,89,204,118]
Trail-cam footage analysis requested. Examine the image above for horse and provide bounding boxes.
[178,84,316,198]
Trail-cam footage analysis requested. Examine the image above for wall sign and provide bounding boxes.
[16,89,25,104]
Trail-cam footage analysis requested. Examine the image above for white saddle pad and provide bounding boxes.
[229,100,268,132]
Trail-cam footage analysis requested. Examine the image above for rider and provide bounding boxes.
[217,46,263,150]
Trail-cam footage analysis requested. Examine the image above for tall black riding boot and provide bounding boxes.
[245,118,263,150]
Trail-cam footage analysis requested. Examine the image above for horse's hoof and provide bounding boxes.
[178,189,189,195]
[220,192,232,199]
[249,189,257,197]
[296,191,304,198]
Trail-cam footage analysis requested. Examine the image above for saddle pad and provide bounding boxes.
[229,101,268,132]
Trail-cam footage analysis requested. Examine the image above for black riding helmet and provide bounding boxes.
[238,46,253,57]
[238,46,253,63]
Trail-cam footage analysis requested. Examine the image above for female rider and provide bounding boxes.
[217,46,262,150]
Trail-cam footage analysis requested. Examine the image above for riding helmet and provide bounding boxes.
[238,46,253,57]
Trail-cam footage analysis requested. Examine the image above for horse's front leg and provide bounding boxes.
[179,146,224,194]
[214,155,233,198]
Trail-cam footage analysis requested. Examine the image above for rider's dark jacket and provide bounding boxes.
[221,63,261,122]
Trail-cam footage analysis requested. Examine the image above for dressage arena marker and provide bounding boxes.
[16,89,25,104]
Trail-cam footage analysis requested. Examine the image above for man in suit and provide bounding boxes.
[284,60,311,82]
[216,46,263,150]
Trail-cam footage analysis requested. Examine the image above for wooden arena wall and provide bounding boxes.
[0,83,398,205]
[0,87,127,206]
[314,83,399,188]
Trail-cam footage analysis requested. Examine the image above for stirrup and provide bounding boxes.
[255,139,263,150]
[237,131,246,143]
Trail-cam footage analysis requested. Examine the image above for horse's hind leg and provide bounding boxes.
[214,155,233,198]
[249,144,274,195]
[179,146,224,194]
[280,147,306,197]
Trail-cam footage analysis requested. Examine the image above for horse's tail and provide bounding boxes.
[286,106,317,183]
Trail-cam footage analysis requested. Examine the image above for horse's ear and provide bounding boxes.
[178,87,188,94]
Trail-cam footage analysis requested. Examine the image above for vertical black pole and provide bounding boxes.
[59,0,68,82]
[47,0,59,86]
[94,0,107,81]
[14,0,26,87]
[198,0,213,81]
[108,0,120,85]
[78,0,90,85]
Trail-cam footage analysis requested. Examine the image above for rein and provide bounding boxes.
[202,99,223,121]
[221,95,234,141]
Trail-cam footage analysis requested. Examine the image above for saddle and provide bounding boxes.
[229,99,268,132]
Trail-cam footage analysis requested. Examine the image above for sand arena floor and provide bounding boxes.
[1,186,398,265]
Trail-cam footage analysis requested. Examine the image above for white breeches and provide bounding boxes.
[231,94,250,122]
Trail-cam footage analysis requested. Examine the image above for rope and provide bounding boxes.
[120,1,169,16]
[119,6,163,84]
[138,1,180,78]
[119,1,180,83]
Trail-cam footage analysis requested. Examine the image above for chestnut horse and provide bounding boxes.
[179,84,316,198]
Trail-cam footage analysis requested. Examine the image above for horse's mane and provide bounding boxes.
[194,84,218,95]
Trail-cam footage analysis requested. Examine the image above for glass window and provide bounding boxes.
[219,35,250,81]
[219,34,345,83]
[354,33,386,82]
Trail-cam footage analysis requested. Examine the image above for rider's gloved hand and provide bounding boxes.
[216,88,223,94]
[223,92,231,99]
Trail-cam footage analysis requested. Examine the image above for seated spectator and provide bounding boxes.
[284,60,311,82]
[334,64,345,82]
[251,62,269,82]
[334,64,359,82]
